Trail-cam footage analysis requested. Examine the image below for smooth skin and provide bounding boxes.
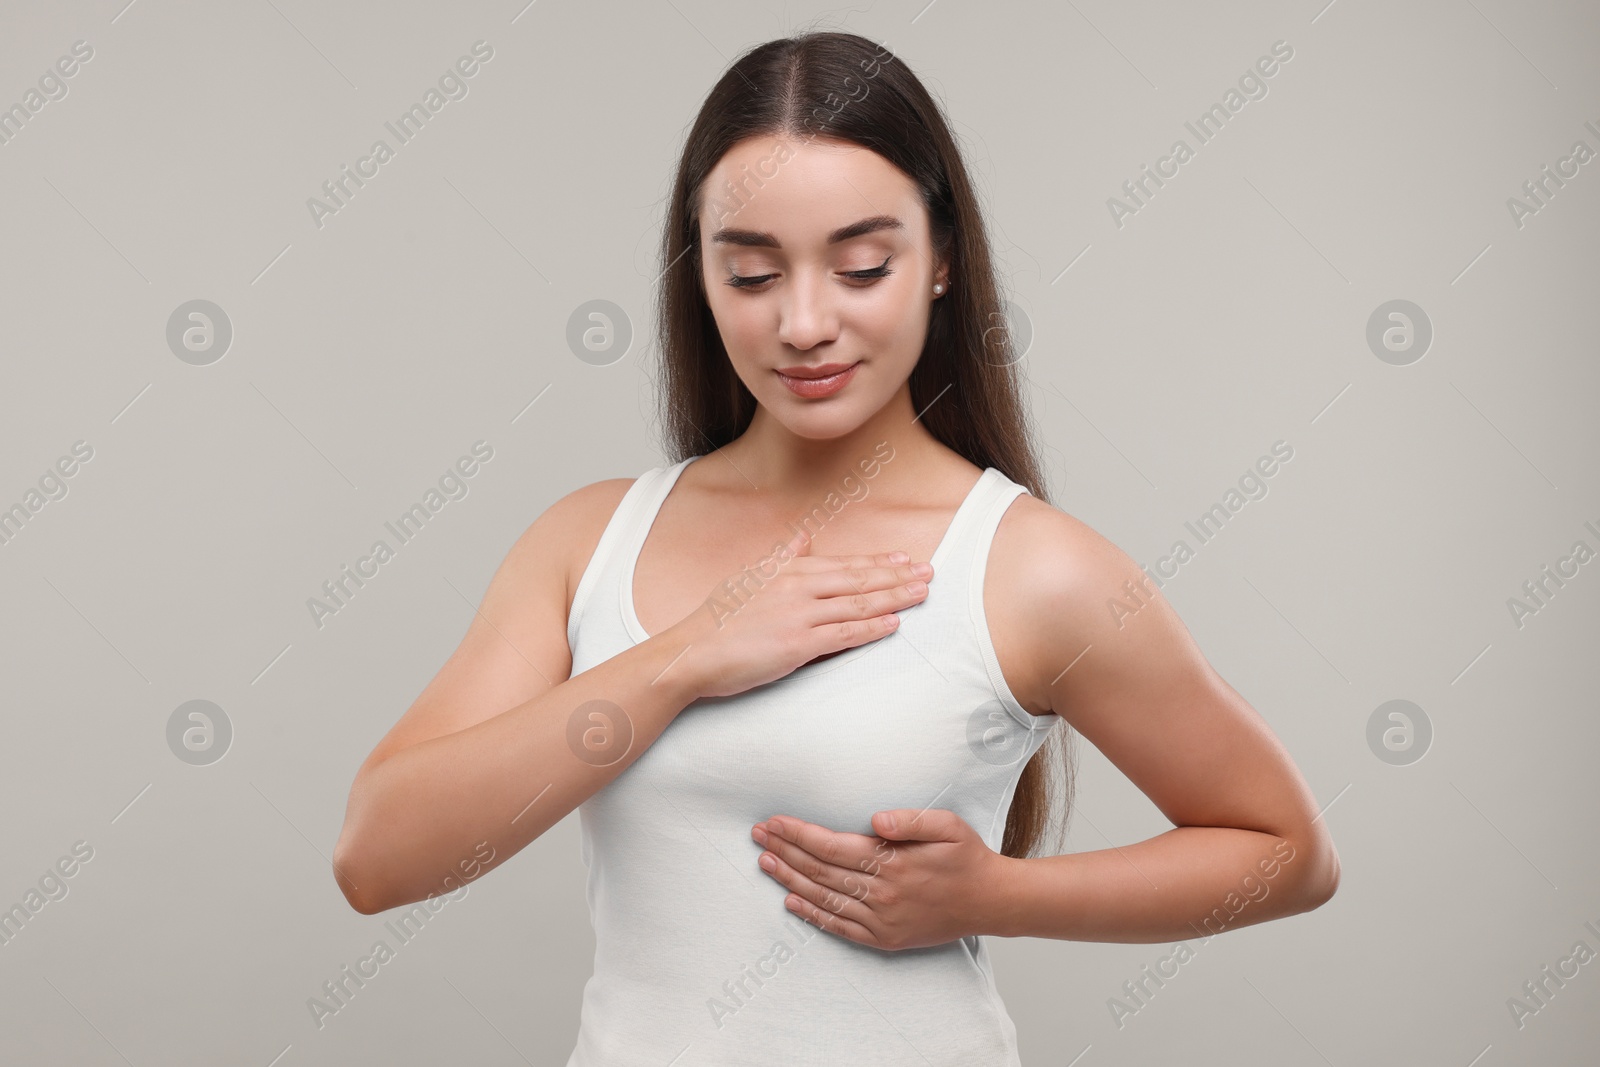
[330,501,930,914]
[334,133,1340,949]
[687,134,1338,948]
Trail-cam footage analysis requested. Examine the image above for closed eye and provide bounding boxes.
[725,255,895,290]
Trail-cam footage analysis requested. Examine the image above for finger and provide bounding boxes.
[787,890,881,946]
[809,562,932,599]
[782,551,922,574]
[872,808,960,842]
[787,523,813,557]
[763,817,881,878]
[761,543,928,591]
[813,579,929,627]
[761,855,883,946]
[758,845,875,925]
[818,611,902,650]
[818,549,917,570]
[757,824,878,902]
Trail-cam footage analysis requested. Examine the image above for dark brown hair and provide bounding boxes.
[652,29,1074,859]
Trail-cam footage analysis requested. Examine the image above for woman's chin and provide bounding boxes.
[771,406,869,440]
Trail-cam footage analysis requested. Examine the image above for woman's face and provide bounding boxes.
[696,135,948,440]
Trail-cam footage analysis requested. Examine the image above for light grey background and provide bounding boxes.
[2,1,1596,1064]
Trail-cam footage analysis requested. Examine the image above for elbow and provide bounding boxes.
[335,860,388,916]
[1291,835,1341,913]
[333,765,396,915]
[1313,847,1341,907]
[332,828,387,915]
[1297,870,1338,914]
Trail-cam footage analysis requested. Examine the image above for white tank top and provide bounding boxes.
[563,455,1057,1066]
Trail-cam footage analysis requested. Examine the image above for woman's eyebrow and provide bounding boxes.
[709,214,904,249]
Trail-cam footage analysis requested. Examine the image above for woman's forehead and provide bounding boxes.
[700,138,923,242]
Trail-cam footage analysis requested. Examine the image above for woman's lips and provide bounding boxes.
[775,361,860,398]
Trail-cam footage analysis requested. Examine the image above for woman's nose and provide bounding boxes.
[776,274,839,350]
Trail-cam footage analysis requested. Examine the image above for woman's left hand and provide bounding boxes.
[751,808,1008,951]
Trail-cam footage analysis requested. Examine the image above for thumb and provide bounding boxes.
[782,523,813,560]
[873,809,952,840]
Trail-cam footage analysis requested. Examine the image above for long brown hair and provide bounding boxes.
[651,29,1074,859]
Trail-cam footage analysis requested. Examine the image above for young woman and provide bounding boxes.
[333,30,1339,1065]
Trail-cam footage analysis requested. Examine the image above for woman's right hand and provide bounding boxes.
[664,526,934,699]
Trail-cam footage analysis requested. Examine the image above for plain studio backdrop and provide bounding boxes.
[1,1,1597,1064]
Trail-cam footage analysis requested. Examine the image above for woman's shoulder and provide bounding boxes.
[989,484,1134,575]
[529,473,641,550]
[503,473,647,626]
[985,492,1158,713]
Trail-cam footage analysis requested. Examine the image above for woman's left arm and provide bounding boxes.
[983,501,1341,944]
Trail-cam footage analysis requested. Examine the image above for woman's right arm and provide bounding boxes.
[331,478,704,915]
[331,476,933,914]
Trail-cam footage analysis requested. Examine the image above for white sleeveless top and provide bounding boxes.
[563,455,1057,1066]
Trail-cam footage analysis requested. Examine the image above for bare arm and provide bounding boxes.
[331,479,704,915]
[985,501,1340,943]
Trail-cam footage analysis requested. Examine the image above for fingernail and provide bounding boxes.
[759,853,777,872]
[890,551,909,562]
[752,826,769,845]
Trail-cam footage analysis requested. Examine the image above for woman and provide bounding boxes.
[333,30,1340,1065]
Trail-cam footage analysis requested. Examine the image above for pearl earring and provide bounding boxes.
[933,283,945,294]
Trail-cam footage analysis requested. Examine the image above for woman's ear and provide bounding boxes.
[932,262,950,298]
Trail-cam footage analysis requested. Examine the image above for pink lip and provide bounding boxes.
[775,361,860,398]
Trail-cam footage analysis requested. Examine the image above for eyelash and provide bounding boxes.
[724,255,895,290]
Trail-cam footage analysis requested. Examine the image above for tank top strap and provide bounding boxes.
[960,468,1041,729]
[566,459,691,653]
[617,457,696,560]
[968,468,1032,565]
[932,468,1031,582]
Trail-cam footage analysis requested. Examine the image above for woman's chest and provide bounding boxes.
[588,649,1042,842]
[629,508,952,641]
[628,501,1051,717]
